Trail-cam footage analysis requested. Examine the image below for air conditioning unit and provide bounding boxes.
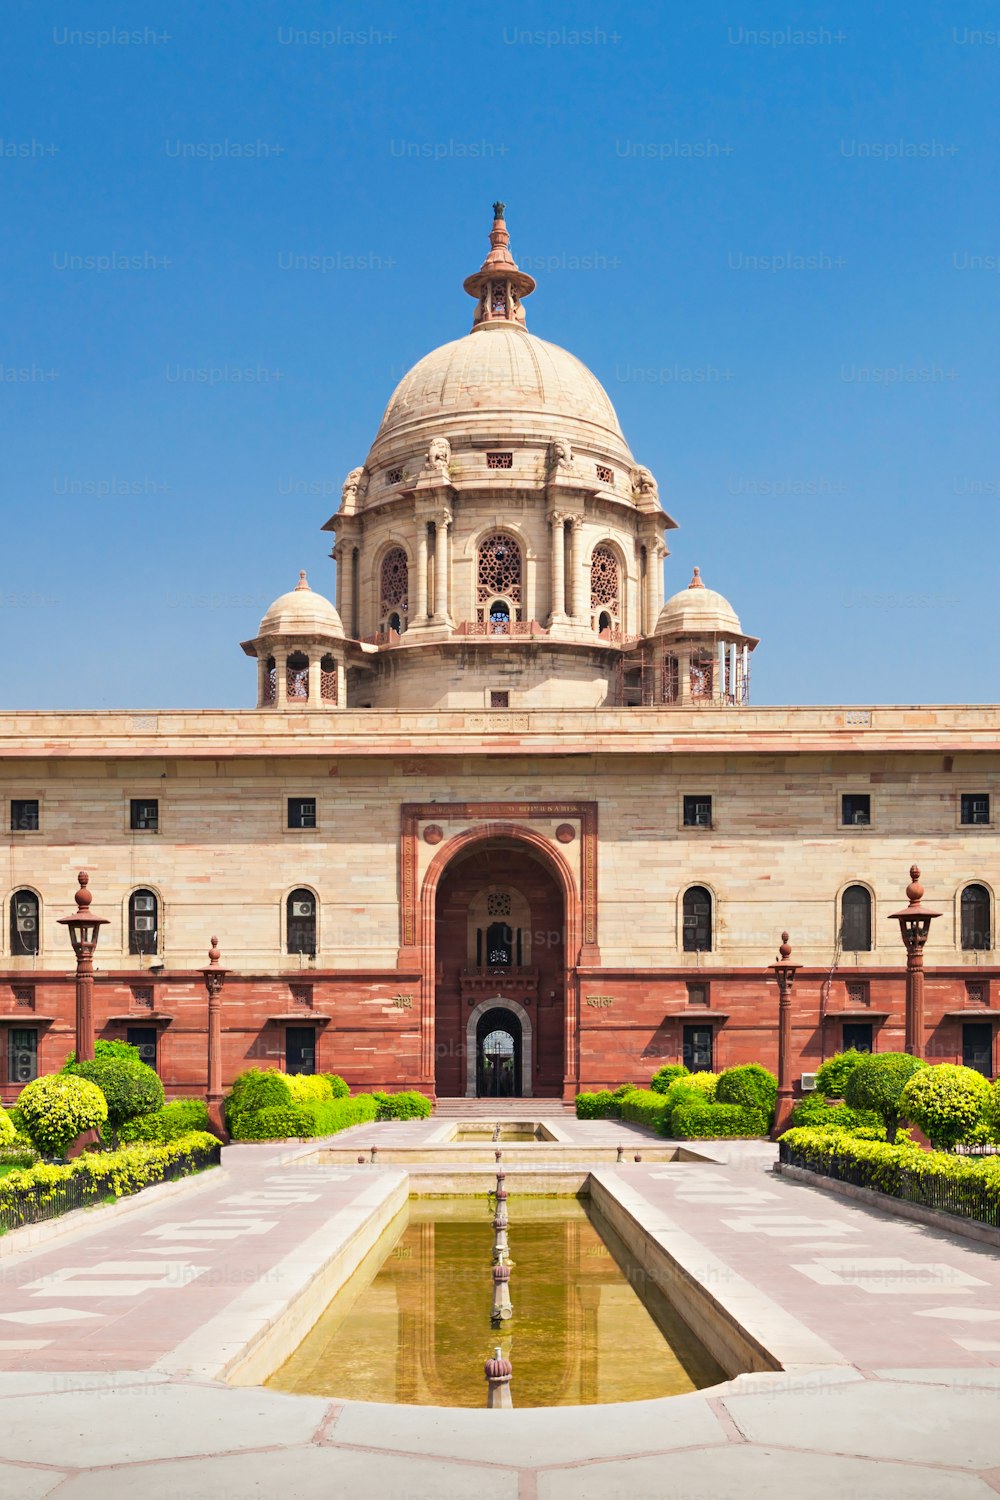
[800,1072,819,1092]
[693,812,711,827]
[852,811,870,825]
[292,900,314,918]
[133,916,155,932]
[16,901,35,919]
[971,801,989,824]
[16,916,36,933]
[13,1059,34,1084]
[133,895,155,913]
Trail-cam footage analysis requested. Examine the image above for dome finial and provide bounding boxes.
[689,566,705,590]
[463,203,536,330]
[295,570,309,591]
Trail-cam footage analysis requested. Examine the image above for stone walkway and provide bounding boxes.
[0,1121,997,1497]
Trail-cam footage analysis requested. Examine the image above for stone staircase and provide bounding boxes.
[433,1097,574,1118]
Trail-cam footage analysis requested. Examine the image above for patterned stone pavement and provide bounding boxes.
[0,1122,997,1497]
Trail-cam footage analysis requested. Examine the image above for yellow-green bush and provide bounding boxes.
[0,1108,15,1146]
[18,1075,108,1158]
[285,1073,333,1104]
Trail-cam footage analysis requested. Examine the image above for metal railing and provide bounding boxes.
[780,1139,1000,1229]
[0,1141,221,1235]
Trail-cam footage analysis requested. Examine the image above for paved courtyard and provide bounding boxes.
[0,1120,998,1497]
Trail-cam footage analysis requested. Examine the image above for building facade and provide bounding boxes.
[1,208,997,1101]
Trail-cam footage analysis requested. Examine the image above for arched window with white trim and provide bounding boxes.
[682,886,712,952]
[476,533,522,628]
[590,545,621,633]
[379,547,408,632]
[961,884,991,951]
[128,888,159,956]
[841,885,872,952]
[9,890,39,957]
[287,888,317,956]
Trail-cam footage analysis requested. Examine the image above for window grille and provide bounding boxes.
[596,464,614,485]
[485,451,513,470]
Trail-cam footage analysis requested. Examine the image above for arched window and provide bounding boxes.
[961,884,991,951]
[128,889,159,956]
[590,545,621,622]
[9,890,39,957]
[488,599,510,633]
[319,654,337,703]
[477,533,522,624]
[286,652,309,701]
[485,921,514,967]
[263,656,276,706]
[682,887,712,952]
[841,885,872,952]
[287,888,317,956]
[380,548,408,629]
[598,611,612,634]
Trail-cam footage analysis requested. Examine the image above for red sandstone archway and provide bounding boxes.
[418,827,581,1099]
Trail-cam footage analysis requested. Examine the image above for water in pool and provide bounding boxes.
[266,1197,724,1407]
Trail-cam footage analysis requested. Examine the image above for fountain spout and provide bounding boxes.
[484,1346,513,1409]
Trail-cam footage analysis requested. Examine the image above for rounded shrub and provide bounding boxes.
[716,1064,778,1124]
[0,1107,16,1145]
[650,1064,689,1095]
[576,1090,615,1120]
[224,1069,293,1127]
[62,1038,143,1068]
[69,1057,164,1143]
[844,1052,927,1143]
[900,1064,991,1151]
[286,1074,333,1104]
[322,1073,350,1099]
[18,1074,108,1158]
[814,1048,868,1100]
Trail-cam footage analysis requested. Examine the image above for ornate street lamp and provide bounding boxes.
[58,871,108,1065]
[771,931,798,1140]
[889,865,940,1060]
[202,936,227,1136]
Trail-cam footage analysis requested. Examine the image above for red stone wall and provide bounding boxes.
[0,966,993,1103]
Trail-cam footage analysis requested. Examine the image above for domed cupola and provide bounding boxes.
[241,571,347,709]
[653,568,759,706]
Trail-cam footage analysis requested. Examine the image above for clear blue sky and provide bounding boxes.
[2,1,997,709]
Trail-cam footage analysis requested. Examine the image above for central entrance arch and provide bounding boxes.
[469,999,531,1097]
[427,832,575,1099]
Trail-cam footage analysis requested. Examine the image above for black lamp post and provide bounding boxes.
[57,871,108,1065]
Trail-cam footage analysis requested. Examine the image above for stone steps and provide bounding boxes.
[433,1098,573,1118]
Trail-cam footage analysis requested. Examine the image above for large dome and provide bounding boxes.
[366,322,633,470]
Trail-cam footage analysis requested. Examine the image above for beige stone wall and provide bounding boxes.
[1,741,995,975]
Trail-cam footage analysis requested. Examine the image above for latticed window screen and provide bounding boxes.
[263,658,276,706]
[477,533,522,603]
[596,464,614,485]
[130,985,154,1010]
[486,892,513,918]
[966,981,987,1006]
[690,655,715,699]
[286,654,309,700]
[661,655,680,703]
[490,281,506,315]
[386,467,403,486]
[486,452,513,470]
[320,655,337,703]
[590,546,620,611]
[380,548,409,614]
[845,981,870,1007]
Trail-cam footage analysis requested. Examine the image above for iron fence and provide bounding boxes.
[0,1141,221,1235]
[779,1140,1000,1229]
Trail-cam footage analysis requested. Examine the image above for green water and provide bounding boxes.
[266,1197,725,1407]
[452,1124,545,1141]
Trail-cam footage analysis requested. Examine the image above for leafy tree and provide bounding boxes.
[844,1053,926,1143]
[62,1039,143,1069]
[68,1057,164,1145]
[900,1064,990,1151]
[815,1048,868,1100]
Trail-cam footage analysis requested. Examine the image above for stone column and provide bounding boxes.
[307,651,322,707]
[339,547,355,639]
[256,655,268,707]
[548,514,566,622]
[414,521,429,622]
[275,652,288,708]
[433,511,452,622]
[568,517,584,622]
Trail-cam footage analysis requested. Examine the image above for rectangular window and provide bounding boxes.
[490,690,510,709]
[686,982,709,1008]
[841,793,871,826]
[290,983,313,1009]
[12,985,34,1010]
[285,1025,317,1076]
[130,798,159,831]
[130,985,154,1010]
[486,451,513,470]
[10,799,39,832]
[962,1023,993,1077]
[386,467,403,485]
[595,464,614,485]
[966,980,988,1007]
[845,981,870,1008]
[682,1025,713,1073]
[961,793,991,826]
[683,795,713,829]
[842,1022,873,1054]
[8,1028,38,1084]
[287,797,317,830]
[126,1026,158,1070]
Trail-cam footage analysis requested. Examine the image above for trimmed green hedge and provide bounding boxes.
[789,1093,882,1133]
[618,1090,669,1132]
[119,1099,212,1144]
[229,1093,380,1142]
[671,1101,768,1139]
[0,1133,220,1234]
[814,1048,868,1100]
[575,1090,617,1120]
[650,1065,689,1095]
[373,1090,432,1120]
[779,1126,1000,1225]
[716,1064,777,1125]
